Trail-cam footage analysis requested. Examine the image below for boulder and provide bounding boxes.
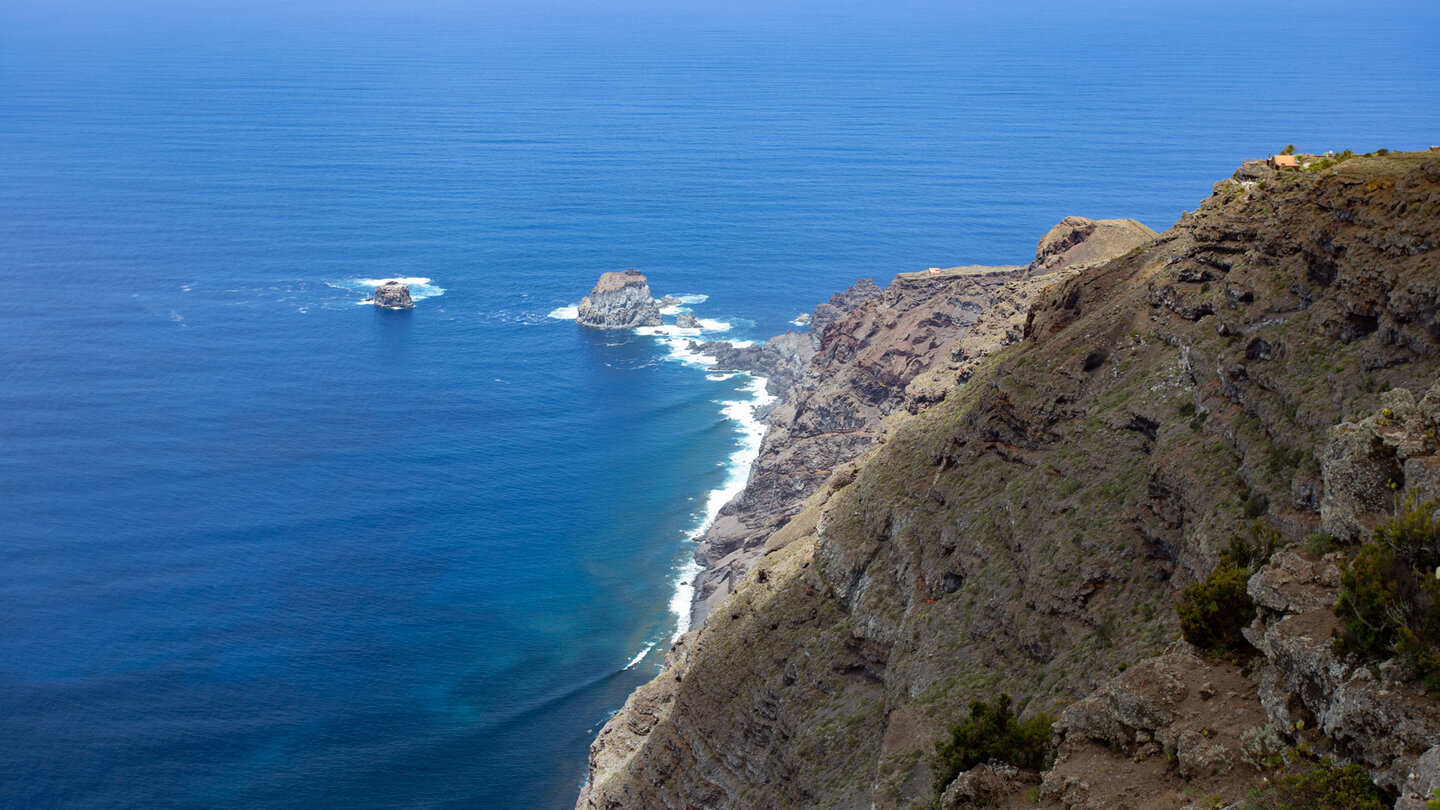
[1027,216,1158,275]
[1320,385,1440,540]
[940,761,1026,810]
[676,313,700,329]
[577,269,663,329]
[371,280,414,309]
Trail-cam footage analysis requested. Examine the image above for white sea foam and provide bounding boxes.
[623,642,658,670]
[665,375,775,641]
[548,304,579,320]
[625,295,777,644]
[694,318,731,332]
[332,276,446,303]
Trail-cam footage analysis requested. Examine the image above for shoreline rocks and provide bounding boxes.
[577,269,663,329]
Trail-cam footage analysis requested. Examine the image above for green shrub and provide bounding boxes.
[1305,530,1336,556]
[1178,563,1256,653]
[1334,496,1440,691]
[1225,521,1282,569]
[1243,489,1270,519]
[1240,758,1385,810]
[932,694,1055,795]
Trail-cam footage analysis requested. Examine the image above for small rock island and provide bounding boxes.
[370,280,415,309]
[577,269,662,329]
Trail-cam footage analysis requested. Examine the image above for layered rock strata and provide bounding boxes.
[578,269,663,329]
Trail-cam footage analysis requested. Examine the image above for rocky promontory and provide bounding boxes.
[578,151,1440,810]
[370,280,414,309]
[577,269,662,329]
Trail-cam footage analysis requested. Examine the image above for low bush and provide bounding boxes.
[1178,563,1256,652]
[1240,758,1385,810]
[1334,496,1440,691]
[932,694,1054,796]
[1177,523,1281,653]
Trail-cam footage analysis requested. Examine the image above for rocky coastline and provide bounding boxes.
[577,152,1440,810]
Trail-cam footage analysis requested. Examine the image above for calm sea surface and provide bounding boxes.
[2,1,1437,807]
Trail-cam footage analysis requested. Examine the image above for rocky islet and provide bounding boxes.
[577,269,663,329]
[369,280,415,309]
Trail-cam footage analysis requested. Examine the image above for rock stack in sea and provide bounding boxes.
[577,269,662,329]
[370,280,415,309]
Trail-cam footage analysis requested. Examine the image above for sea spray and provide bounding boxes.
[330,276,447,303]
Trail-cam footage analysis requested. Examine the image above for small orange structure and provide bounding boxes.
[1268,154,1301,170]
[927,267,940,275]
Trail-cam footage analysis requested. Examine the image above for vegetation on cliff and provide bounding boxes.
[1335,495,1440,691]
[930,694,1054,795]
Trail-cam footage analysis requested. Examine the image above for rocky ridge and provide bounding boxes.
[578,269,663,329]
[578,152,1440,810]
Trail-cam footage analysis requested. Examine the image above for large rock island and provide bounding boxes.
[577,269,663,329]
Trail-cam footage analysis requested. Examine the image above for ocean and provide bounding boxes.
[2,1,1437,807]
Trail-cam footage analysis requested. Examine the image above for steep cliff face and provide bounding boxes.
[690,215,1154,623]
[579,152,1440,810]
[578,269,663,329]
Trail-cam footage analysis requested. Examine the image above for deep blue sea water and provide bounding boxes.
[2,1,1438,807]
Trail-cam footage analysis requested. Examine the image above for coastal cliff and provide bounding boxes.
[687,217,1156,623]
[580,152,1440,809]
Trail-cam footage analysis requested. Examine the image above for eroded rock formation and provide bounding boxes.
[577,269,662,329]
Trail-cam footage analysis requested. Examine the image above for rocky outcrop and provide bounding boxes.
[1321,384,1440,540]
[697,331,814,403]
[579,152,1440,810]
[1028,216,1158,275]
[940,761,1031,810]
[577,269,662,329]
[370,280,414,309]
[676,313,700,329]
[1042,642,1267,809]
